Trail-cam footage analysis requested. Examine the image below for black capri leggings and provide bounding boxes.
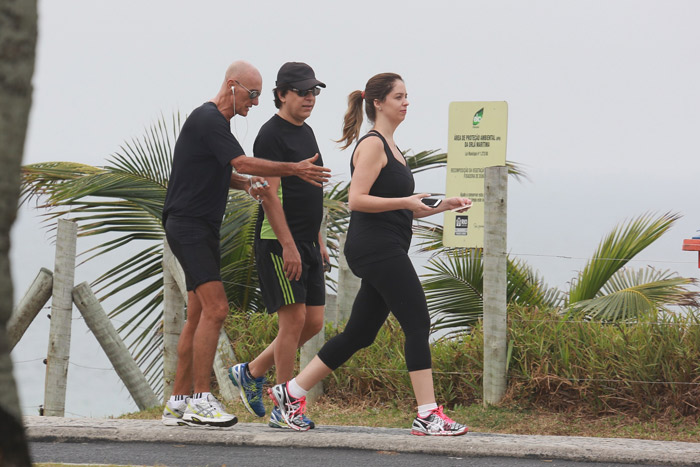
[317,253,432,372]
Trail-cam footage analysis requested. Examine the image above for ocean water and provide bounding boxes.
[11,207,143,419]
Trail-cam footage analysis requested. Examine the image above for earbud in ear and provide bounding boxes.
[231,86,235,94]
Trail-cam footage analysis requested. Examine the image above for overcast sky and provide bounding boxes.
[10,0,700,418]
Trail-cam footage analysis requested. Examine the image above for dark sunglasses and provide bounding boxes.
[291,87,321,97]
[235,80,261,99]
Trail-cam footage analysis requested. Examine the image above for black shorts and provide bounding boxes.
[164,216,221,291]
[256,239,326,313]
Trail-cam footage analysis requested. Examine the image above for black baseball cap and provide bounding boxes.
[276,62,326,89]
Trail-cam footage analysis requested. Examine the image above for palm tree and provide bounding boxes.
[416,212,698,335]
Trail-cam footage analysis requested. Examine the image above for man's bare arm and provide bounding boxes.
[231,153,330,187]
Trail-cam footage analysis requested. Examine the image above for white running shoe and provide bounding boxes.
[162,397,196,426]
[183,394,237,427]
[410,406,469,436]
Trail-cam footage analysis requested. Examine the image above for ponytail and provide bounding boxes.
[336,73,403,150]
[336,90,364,150]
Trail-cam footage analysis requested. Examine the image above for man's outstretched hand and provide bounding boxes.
[295,154,331,187]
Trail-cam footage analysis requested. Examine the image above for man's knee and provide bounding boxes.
[304,312,323,336]
[202,301,230,325]
[278,304,306,335]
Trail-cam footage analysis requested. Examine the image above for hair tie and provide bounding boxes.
[361,91,365,99]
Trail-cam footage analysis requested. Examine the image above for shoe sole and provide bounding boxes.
[162,418,197,427]
[410,427,469,436]
[183,415,238,428]
[269,418,315,429]
[228,366,265,418]
[268,420,289,429]
[267,387,309,432]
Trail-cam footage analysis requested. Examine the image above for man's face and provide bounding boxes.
[233,76,262,117]
[279,87,320,125]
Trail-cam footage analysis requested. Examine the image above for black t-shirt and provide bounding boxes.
[344,131,415,267]
[163,102,244,231]
[253,114,324,242]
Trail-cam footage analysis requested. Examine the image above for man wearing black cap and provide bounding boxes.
[161,60,330,429]
[228,62,327,429]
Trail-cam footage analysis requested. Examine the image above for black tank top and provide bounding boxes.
[344,130,415,268]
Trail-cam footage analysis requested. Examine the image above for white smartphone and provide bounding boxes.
[421,197,443,208]
[451,203,473,212]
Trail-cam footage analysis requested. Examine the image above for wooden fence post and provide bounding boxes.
[482,166,508,406]
[335,233,360,326]
[72,282,159,410]
[213,329,238,403]
[162,240,185,402]
[8,268,53,351]
[299,208,330,402]
[44,219,77,417]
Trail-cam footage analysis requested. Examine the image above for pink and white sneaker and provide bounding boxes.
[410,405,469,436]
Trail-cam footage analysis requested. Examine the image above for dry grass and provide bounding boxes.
[122,395,700,443]
[308,398,700,443]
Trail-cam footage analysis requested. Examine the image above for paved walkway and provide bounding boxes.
[25,416,700,465]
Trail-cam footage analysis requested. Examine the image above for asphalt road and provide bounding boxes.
[30,441,668,467]
[25,417,700,465]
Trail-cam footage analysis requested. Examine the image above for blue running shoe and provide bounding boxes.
[268,406,286,429]
[269,406,315,429]
[228,362,266,417]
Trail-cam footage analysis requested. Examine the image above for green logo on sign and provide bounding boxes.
[473,108,484,126]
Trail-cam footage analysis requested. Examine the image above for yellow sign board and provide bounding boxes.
[444,101,508,248]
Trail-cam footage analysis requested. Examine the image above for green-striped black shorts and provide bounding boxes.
[255,239,326,313]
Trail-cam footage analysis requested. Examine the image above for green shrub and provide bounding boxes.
[506,306,700,418]
[224,306,700,419]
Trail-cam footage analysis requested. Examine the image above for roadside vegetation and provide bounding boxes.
[123,306,700,442]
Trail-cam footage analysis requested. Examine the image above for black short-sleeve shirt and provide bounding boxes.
[163,102,245,230]
[253,114,324,242]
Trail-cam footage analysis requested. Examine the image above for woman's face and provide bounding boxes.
[376,80,409,123]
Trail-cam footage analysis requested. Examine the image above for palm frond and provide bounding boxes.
[423,250,484,336]
[571,267,699,320]
[569,212,681,304]
[21,162,106,204]
[422,248,563,337]
[413,222,450,257]
[507,257,564,309]
[108,113,181,187]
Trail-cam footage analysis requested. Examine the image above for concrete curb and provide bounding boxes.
[24,416,700,466]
